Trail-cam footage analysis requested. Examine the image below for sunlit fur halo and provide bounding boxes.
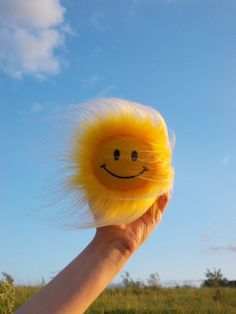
[62,98,174,228]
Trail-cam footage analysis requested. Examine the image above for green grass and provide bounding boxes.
[14,285,42,311]
[86,287,236,313]
[13,286,236,313]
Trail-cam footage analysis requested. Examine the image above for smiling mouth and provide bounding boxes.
[100,164,149,179]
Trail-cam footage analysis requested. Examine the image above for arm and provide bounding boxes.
[15,194,169,314]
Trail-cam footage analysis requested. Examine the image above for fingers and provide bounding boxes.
[157,193,170,214]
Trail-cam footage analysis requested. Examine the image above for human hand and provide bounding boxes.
[15,195,170,314]
[95,193,170,256]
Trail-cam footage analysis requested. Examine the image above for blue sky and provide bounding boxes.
[1,0,236,285]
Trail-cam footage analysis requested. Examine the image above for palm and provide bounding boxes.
[96,194,169,254]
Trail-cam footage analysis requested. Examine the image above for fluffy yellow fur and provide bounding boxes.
[66,98,174,228]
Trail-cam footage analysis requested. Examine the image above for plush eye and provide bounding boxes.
[113,149,120,160]
[131,150,138,161]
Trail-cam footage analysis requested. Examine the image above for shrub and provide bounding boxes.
[0,273,15,314]
[147,272,161,289]
[202,268,228,287]
[121,272,144,293]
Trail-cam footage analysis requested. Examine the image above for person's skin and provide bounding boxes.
[15,194,169,314]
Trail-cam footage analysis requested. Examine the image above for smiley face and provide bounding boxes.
[65,98,174,228]
[93,136,155,191]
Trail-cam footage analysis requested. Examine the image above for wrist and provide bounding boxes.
[93,229,134,262]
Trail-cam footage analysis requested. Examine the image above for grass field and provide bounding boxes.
[12,285,236,313]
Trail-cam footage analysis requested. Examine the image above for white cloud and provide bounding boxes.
[0,0,64,28]
[207,244,236,253]
[0,0,69,78]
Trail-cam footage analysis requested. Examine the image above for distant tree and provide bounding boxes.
[122,271,134,288]
[202,268,228,287]
[227,280,236,287]
[147,273,161,288]
[121,272,144,291]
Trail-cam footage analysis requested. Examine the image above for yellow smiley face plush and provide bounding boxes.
[65,98,174,228]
